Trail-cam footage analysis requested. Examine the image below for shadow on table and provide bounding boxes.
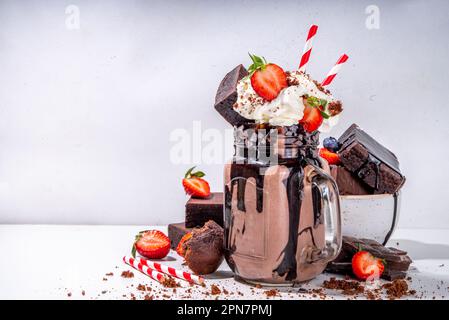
[389,239,449,260]
[203,270,234,279]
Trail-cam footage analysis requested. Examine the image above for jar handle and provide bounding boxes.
[307,164,342,263]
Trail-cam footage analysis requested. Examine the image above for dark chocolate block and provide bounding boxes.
[185,192,224,228]
[338,124,406,194]
[214,65,253,126]
[324,262,407,281]
[330,165,372,195]
[326,236,412,280]
[168,222,193,249]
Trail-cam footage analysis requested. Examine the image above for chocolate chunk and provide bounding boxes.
[185,193,224,228]
[326,236,412,280]
[338,124,406,194]
[183,220,224,275]
[382,270,408,281]
[168,222,193,249]
[214,65,253,126]
[330,165,372,195]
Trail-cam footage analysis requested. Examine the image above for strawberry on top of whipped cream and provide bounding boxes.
[233,71,342,132]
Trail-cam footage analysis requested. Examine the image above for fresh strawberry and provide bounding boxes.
[132,230,170,259]
[319,148,341,165]
[352,251,385,281]
[248,53,287,101]
[299,96,332,133]
[182,166,211,198]
[176,232,192,257]
[300,104,323,132]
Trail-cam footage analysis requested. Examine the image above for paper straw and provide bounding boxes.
[123,256,168,285]
[135,256,205,286]
[298,25,318,72]
[321,54,349,86]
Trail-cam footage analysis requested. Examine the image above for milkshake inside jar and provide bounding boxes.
[220,61,345,285]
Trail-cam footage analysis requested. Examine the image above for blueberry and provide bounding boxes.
[323,137,340,152]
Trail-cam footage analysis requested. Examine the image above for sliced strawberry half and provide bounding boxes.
[319,148,341,165]
[352,251,385,281]
[182,166,211,198]
[299,96,332,133]
[132,230,170,259]
[300,104,323,132]
[176,232,192,257]
[248,53,287,101]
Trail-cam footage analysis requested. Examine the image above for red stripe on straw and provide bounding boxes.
[133,256,204,285]
[298,25,318,72]
[306,24,318,41]
[321,74,336,86]
[335,53,349,64]
[123,256,168,285]
[321,54,349,86]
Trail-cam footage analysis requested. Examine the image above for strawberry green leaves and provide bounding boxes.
[247,53,268,77]
[306,95,331,119]
[184,166,206,179]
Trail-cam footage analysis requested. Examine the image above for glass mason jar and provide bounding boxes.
[224,124,342,285]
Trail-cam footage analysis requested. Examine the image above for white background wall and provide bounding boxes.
[0,0,448,228]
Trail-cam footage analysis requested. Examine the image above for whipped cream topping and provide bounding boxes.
[233,71,341,131]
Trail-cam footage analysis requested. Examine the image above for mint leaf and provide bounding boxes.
[320,111,331,119]
[320,99,328,108]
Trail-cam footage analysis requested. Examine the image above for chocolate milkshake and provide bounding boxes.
[224,125,341,284]
[214,45,348,284]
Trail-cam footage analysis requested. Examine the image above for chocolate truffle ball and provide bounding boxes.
[183,220,224,275]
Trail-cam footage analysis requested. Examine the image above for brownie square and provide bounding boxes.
[185,192,224,228]
[168,222,193,249]
[330,165,372,195]
[214,64,253,126]
[338,124,406,194]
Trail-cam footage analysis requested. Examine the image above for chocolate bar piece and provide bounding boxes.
[214,65,253,126]
[185,192,224,228]
[168,222,193,249]
[324,262,408,281]
[330,165,372,195]
[338,124,406,194]
[326,236,412,280]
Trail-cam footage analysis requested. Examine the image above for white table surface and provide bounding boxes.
[0,225,448,300]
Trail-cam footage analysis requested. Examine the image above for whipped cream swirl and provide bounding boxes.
[233,71,340,132]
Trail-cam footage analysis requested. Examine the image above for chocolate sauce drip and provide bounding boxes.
[227,163,266,213]
[338,124,401,174]
[273,166,304,281]
[355,154,382,190]
[312,185,323,227]
[298,227,318,247]
[224,185,232,247]
[383,192,399,245]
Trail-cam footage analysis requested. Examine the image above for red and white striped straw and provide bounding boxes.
[134,256,205,286]
[298,25,318,72]
[321,54,349,86]
[123,256,168,285]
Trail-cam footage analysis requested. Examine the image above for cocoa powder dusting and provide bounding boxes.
[121,270,134,278]
[264,289,279,297]
[211,284,221,295]
[382,279,414,300]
